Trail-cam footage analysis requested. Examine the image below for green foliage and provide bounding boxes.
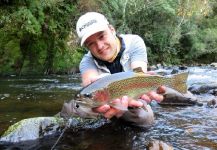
[53,46,84,73]
[180,0,217,63]
[0,0,81,75]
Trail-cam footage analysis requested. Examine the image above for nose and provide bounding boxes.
[95,40,104,51]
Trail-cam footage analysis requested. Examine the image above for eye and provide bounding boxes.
[99,34,104,40]
[86,42,93,48]
[84,93,92,98]
[75,104,79,108]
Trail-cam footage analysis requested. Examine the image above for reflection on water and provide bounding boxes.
[0,75,82,136]
[1,67,217,150]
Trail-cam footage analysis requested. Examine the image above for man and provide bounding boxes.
[76,12,165,127]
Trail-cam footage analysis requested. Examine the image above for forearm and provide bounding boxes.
[119,101,154,127]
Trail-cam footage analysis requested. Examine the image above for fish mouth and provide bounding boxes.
[74,98,96,107]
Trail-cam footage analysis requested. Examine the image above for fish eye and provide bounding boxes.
[84,93,92,98]
[75,104,79,108]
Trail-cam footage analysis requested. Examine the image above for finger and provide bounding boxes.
[147,91,164,103]
[105,97,129,118]
[120,96,129,107]
[104,108,121,119]
[92,104,110,113]
[138,99,148,111]
[157,86,166,94]
[140,94,152,103]
[111,97,128,111]
[128,99,144,107]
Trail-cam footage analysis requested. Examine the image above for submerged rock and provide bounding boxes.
[207,98,217,108]
[0,116,109,144]
[188,83,217,95]
[0,117,65,143]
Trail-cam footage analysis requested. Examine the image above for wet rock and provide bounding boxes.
[210,62,217,68]
[179,65,188,70]
[0,116,109,143]
[160,87,202,106]
[207,98,217,108]
[188,83,217,95]
[69,117,110,130]
[148,65,158,71]
[171,69,179,74]
[156,64,163,69]
[147,140,174,150]
[0,117,65,143]
[209,89,217,96]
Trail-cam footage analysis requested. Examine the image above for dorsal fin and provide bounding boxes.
[132,67,144,73]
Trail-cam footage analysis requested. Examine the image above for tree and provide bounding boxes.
[0,0,82,75]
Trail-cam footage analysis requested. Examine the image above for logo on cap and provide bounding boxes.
[79,19,97,32]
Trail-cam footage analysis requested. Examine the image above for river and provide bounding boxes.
[0,66,217,150]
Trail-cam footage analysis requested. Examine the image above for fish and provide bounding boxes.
[60,99,99,119]
[74,68,189,111]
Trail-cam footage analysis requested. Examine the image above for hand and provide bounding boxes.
[93,96,145,119]
[140,86,166,103]
[93,86,166,119]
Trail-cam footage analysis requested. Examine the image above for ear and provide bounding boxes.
[108,25,116,35]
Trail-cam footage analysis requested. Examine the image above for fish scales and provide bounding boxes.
[108,75,173,99]
[80,71,136,95]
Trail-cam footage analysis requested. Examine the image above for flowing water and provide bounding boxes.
[0,67,217,150]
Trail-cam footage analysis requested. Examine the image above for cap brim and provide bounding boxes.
[80,25,108,46]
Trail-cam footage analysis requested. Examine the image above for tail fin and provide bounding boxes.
[171,72,188,93]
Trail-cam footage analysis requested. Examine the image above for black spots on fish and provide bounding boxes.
[75,103,80,109]
[171,72,188,93]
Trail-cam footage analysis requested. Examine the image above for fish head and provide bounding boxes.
[75,89,110,104]
[75,92,93,101]
[60,89,110,119]
[60,99,99,119]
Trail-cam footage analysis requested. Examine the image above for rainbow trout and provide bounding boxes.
[75,69,188,111]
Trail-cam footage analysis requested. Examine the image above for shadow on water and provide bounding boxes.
[1,67,217,149]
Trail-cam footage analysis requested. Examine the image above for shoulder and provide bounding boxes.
[119,34,144,43]
[80,51,93,63]
[119,34,146,52]
[119,34,145,48]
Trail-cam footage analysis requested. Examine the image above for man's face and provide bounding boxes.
[84,26,117,62]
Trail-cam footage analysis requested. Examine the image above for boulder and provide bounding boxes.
[207,98,217,108]
[0,116,109,143]
[210,62,217,68]
[188,83,217,95]
[0,117,65,143]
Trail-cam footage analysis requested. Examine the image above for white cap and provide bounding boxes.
[76,12,109,46]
